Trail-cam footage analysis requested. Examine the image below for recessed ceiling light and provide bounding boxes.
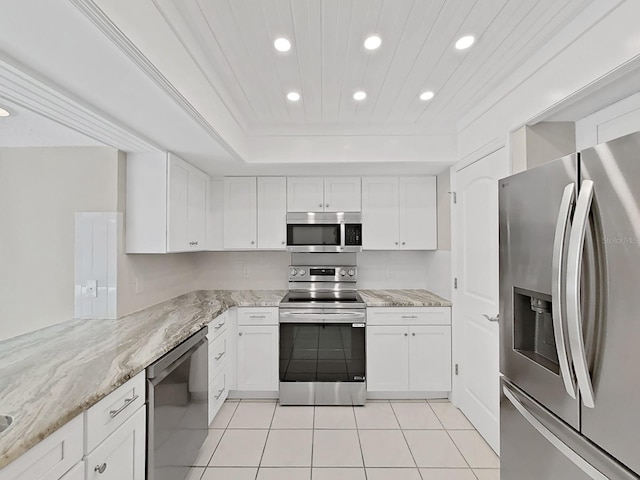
[419,91,435,101]
[287,91,301,102]
[364,35,382,50]
[353,91,367,101]
[0,107,10,117]
[455,35,475,50]
[274,37,291,52]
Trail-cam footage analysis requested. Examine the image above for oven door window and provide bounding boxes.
[280,323,366,382]
[287,224,340,246]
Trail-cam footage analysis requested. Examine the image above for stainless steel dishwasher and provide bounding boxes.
[146,327,208,480]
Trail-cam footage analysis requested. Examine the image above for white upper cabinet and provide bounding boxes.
[257,177,287,249]
[362,176,437,250]
[223,177,257,249]
[323,177,361,211]
[287,177,361,212]
[126,152,209,253]
[287,177,324,211]
[362,177,400,250]
[399,176,437,250]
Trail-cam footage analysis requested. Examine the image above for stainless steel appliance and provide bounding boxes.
[499,132,640,479]
[279,263,366,405]
[286,212,363,252]
[146,327,208,480]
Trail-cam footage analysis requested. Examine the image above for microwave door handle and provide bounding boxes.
[552,183,577,398]
[340,223,345,250]
[566,180,596,408]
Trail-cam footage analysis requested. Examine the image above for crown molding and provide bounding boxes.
[69,0,244,162]
[0,55,159,152]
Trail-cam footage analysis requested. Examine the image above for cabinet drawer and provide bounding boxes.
[209,311,228,340]
[208,370,227,425]
[367,307,451,326]
[208,334,228,384]
[84,371,146,454]
[0,415,83,480]
[237,307,278,326]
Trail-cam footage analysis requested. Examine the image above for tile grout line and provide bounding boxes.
[255,399,278,480]
[202,400,240,476]
[354,402,369,480]
[310,406,315,480]
[389,400,425,480]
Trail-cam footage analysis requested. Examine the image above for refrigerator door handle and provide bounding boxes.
[551,183,577,399]
[503,386,607,480]
[566,180,596,408]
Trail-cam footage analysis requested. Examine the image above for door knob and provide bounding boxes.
[482,314,500,323]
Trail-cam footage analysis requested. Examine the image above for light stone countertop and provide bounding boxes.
[0,289,285,469]
[0,287,449,469]
[360,289,452,307]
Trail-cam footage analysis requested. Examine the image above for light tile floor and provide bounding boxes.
[182,399,500,480]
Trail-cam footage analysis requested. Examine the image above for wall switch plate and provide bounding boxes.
[242,266,250,278]
[86,280,97,298]
[386,267,394,278]
[135,278,143,294]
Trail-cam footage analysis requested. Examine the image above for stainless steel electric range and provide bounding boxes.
[279,264,366,406]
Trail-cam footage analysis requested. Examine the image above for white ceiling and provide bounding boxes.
[0,99,104,148]
[161,0,595,134]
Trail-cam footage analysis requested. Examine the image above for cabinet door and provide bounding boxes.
[223,177,257,249]
[84,406,145,480]
[366,326,409,391]
[187,167,208,250]
[324,177,361,212]
[362,177,400,250]
[237,325,278,391]
[60,462,84,480]
[287,177,324,211]
[408,326,451,392]
[167,155,190,252]
[399,176,437,250]
[257,177,287,249]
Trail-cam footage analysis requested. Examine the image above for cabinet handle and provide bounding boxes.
[325,204,329,208]
[404,333,408,337]
[215,351,226,360]
[401,315,418,319]
[109,394,139,419]
[249,315,266,319]
[214,388,225,400]
[402,242,406,245]
[395,242,399,245]
[412,332,416,336]
[239,332,243,336]
[318,203,323,208]
[214,322,225,330]
[94,463,107,474]
[281,241,285,245]
[251,241,255,245]
[194,241,198,246]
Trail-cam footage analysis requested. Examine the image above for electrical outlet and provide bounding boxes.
[386,267,394,278]
[242,266,250,278]
[86,280,97,298]
[135,278,143,294]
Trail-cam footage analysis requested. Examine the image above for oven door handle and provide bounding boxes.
[279,311,366,323]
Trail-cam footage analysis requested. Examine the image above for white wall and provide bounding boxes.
[0,147,119,340]
[457,0,640,161]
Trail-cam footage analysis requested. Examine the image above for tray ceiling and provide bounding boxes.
[159,0,595,134]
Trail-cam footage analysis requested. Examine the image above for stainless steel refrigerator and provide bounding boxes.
[499,131,640,479]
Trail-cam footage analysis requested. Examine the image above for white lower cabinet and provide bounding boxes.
[60,462,84,480]
[367,307,452,394]
[0,415,83,480]
[236,307,279,392]
[83,407,146,480]
[208,311,230,424]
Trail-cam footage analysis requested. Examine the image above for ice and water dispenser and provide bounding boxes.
[513,287,560,374]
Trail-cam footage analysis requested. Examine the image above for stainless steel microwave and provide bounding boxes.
[286,212,363,252]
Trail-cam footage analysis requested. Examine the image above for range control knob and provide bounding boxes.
[340,269,346,276]
[348,269,356,277]
[299,269,307,276]
[290,268,298,276]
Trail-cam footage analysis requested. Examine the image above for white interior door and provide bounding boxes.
[452,147,509,454]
